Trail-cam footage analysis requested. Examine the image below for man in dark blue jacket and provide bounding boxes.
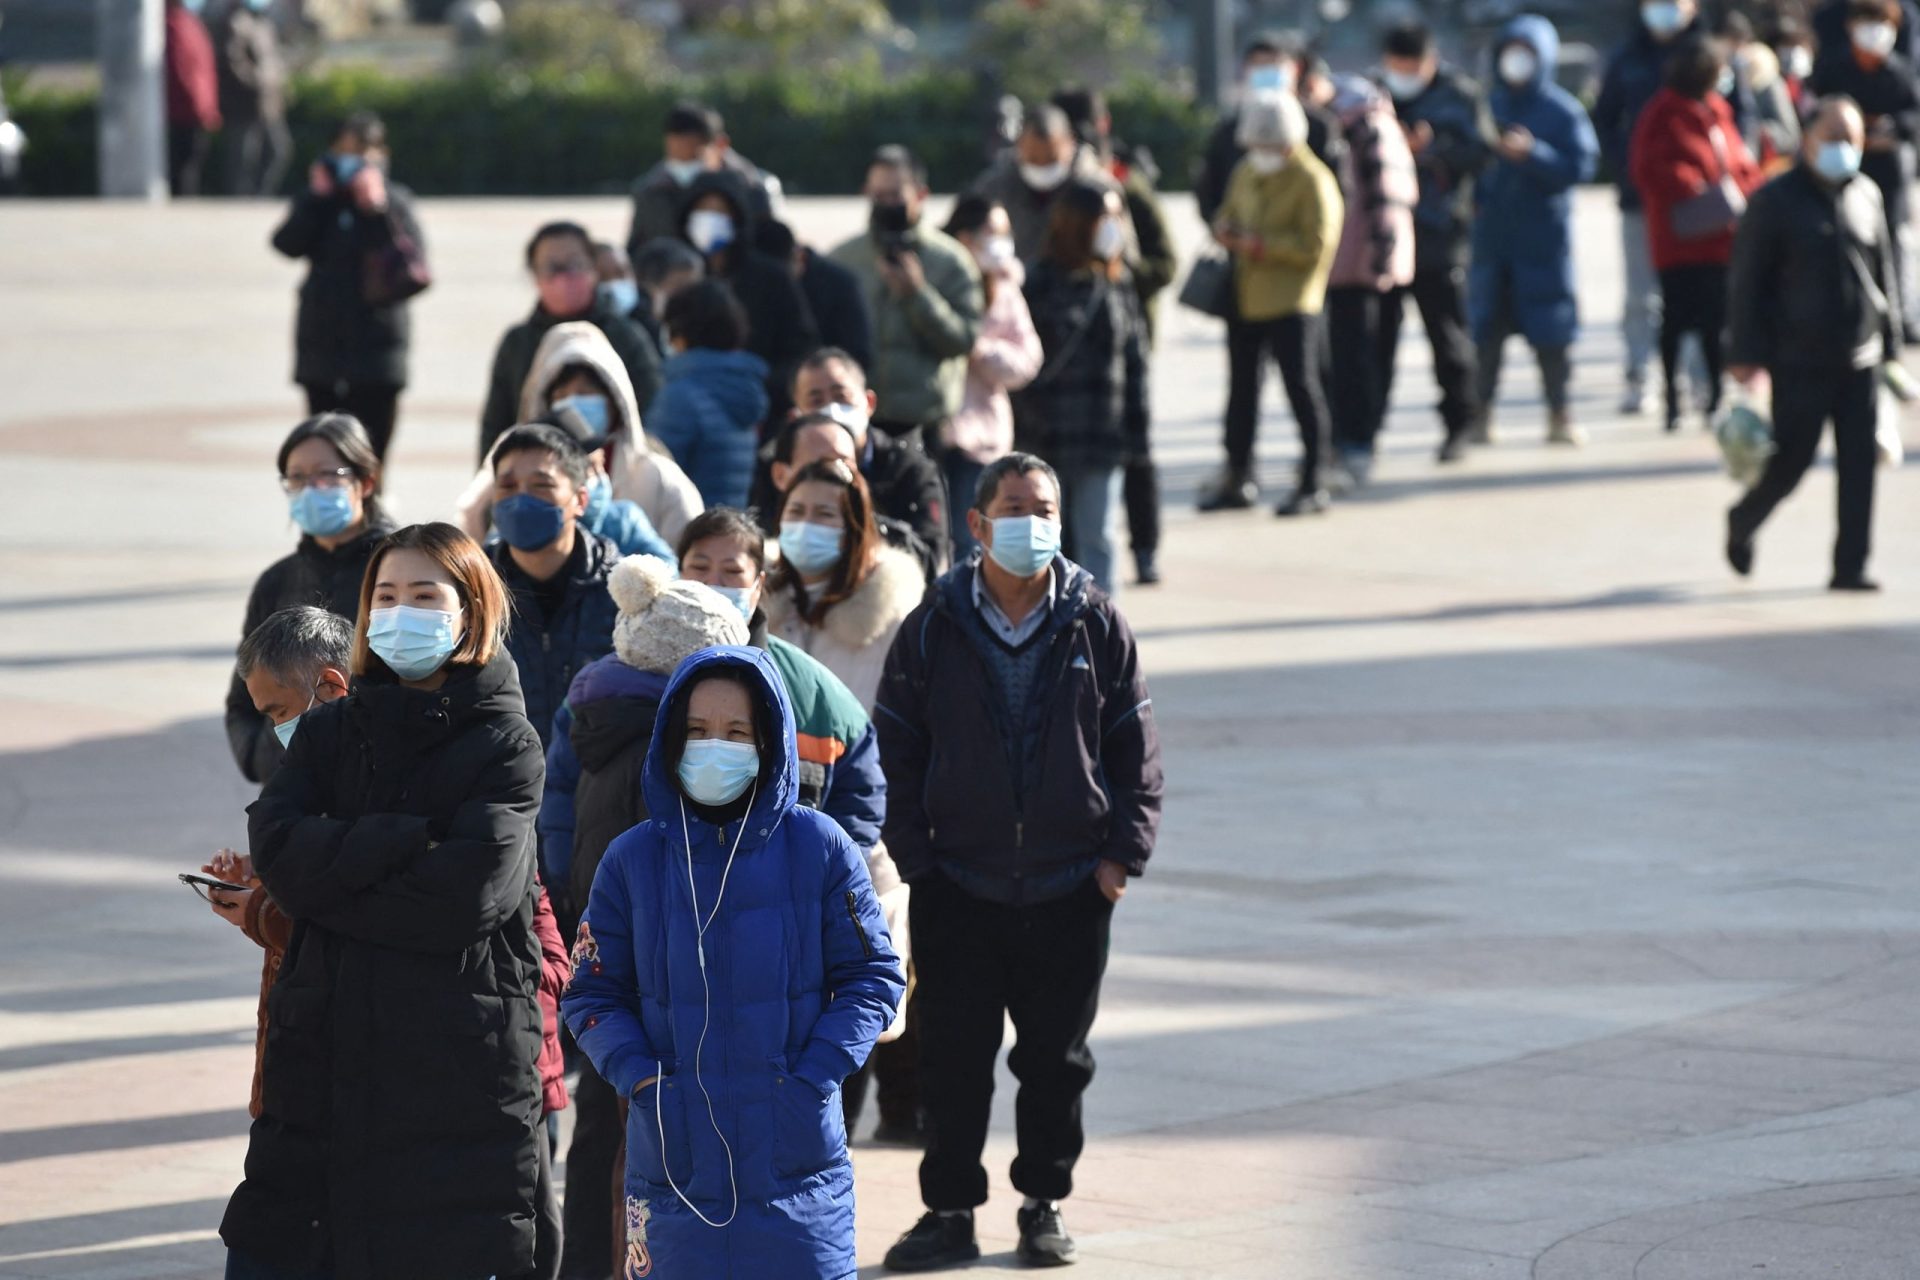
[875,453,1162,1272]
[483,424,620,752]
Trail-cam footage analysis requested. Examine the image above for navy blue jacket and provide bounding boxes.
[1593,19,1706,209]
[1390,65,1497,272]
[874,559,1162,902]
[647,347,771,510]
[487,529,620,754]
[563,646,902,1279]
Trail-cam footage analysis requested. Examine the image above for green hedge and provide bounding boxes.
[6,66,1213,197]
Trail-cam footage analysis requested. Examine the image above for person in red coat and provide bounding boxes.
[1629,34,1764,432]
[163,0,222,196]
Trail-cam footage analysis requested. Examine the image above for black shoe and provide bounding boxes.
[1830,575,1882,593]
[871,1116,928,1147]
[1436,432,1468,464]
[1726,512,1754,578]
[1664,411,1682,434]
[1133,554,1162,587]
[1196,471,1257,512]
[1274,488,1330,518]
[884,1211,981,1272]
[1017,1203,1078,1267]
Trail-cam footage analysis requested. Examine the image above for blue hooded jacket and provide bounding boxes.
[562,645,903,1280]
[1469,14,1600,351]
[647,348,771,509]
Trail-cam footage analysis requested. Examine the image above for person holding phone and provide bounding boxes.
[220,523,546,1280]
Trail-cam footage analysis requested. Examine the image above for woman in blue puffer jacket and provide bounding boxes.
[563,644,903,1279]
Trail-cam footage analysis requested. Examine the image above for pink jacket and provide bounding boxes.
[944,258,1044,464]
[1328,77,1417,293]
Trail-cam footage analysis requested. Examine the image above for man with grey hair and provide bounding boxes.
[971,104,1137,264]
[1207,91,1345,516]
[234,604,354,779]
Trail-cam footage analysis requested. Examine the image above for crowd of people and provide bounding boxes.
[182,2,1917,1274]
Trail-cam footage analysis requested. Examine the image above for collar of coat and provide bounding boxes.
[762,545,927,651]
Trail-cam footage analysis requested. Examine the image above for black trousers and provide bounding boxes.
[913,870,1113,1211]
[560,1063,620,1280]
[1328,285,1392,452]
[1658,263,1728,420]
[1224,312,1332,489]
[1731,364,1879,582]
[224,113,294,197]
[168,123,211,197]
[304,382,402,464]
[1379,266,1481,437]
[1124,458,1160,562]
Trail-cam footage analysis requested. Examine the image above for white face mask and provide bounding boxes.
[1853,21,1898,57]
[1785,46,1814,80]
[821,399,870,443]
[1019,159,1071,191]
[1091,217,1125,261]
[664,158,705,186]
[1249,149,1289,175]
[979,234,1017,268]
[1499,46,1538,87]
[687,209,735,254]
[1383,68,1431,101]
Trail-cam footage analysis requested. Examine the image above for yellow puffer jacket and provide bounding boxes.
[1220,147,1345,321]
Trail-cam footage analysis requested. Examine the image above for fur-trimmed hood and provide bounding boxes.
[764,545,926,653]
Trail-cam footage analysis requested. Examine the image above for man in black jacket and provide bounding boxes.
[1726,97,1898,591]
[755,218,874,373]
[483,425,623,746]
[875,454,1161,1272]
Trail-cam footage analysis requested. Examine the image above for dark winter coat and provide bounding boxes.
[487,530,621,755]
[215,6,286,123]
[1629,88,1763,272]
[222,650,545,1280]
[1593,19,1707,209]
[272,183,422,389]
[1469,16,1599,350]
[1014,260,1150,471]
[225,518,394,784]
[1807,48,1920,226]
[1728,163,1899,373]
[563,646,903,1280]
[1390,66,1498,273]
[647,347,771,508]
[874,559,1162,902]
[748,429,951,577]
[479,299,663,464]
[799,247,875,373]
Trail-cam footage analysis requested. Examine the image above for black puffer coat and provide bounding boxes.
[222,650,546,1280]
[271,183,421,390]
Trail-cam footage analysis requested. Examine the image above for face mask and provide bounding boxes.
[1815,140,1863,182]
[367,605,462,681]
[712,584,755,620]
[688,209,735,255]
[584,474,611,526]
[870,200,912,236]
[979,234,1017,268]
[553,392,611,437]
[597,279,639,315]
[536,270,596,318]
[779,520,846,576]
[1853,22,1898,57]
[1249,149,1289,175]
[822,399,870,443]
[272,688,318,751]
[664,158,705,186]
[1717,66,1737,96]
[678,738,760,806]
[1785,46,1814,79]
[1499,47,1538,86]
[1247,64,1293,93]
[180,0,204,13]
[492,492,570,551]
[1641,1,1685,37]
[1383,69,1431,101]
[1019,160,1071,191]
[289,484,357,537]
[986,515,1061,578]
[329,152,366,185]
[1092,218,1125,261]
[245,0,272,11]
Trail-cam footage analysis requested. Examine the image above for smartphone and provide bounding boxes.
[179,872,250,898]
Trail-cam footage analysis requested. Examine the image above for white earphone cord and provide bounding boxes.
[657,785,757,1230]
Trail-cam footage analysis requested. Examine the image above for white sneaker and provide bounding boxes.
[1618,381,1649,415]
[1547,410,1586,446]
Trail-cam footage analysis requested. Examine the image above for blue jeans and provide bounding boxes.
[1055,462,1123,595]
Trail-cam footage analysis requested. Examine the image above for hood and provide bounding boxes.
[639,645,799,846]
[677,171,755,244]
[662,348,772,423]
[517,320,646,447]
[763,545,926,651]
[1499,14,1561,91]
[566,654,671,773]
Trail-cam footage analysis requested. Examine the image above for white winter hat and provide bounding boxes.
[607,555,749,676]
[1238,91,1307,151]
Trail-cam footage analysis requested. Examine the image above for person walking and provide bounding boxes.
[215,0,290,196]
[1595,0,1707,414]
[875,453,1162,1271]
[1630,35,1764,433]
[647,279,770,508]
[1726,96,1898,592]
[1017,181,1154,582]
[1470,14,1601,447]
[225,414,393,785]
[271,113,423,463]
[221,522,545,1280]
[940,195,1045,563]
[563,645,903,1280]
[1378,20,1497,462]
[164,0,221,196]
[1209,93,1344,517]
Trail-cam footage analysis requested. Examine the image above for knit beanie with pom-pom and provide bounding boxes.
[607,555,749,675]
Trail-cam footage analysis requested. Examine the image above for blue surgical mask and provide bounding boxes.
[180,0,205,12]
[288,484,357,537]
[553,393,611,438]
[779,521,846,576]
[1815,140,1863,183]
[1717,66,1737,97]
[1641,1,1684,36]
[245,0,272,12]
[330,152,366,184]
[598,279,640,315]
[712,584,755,620]
[493,492,570,551]
[1247,64,1292,93]
[986,515,1062,578]
[584,474,612,526]
[664,158,705,187]
[367,605,462,681]
[272,690,316,750]
[678,738,760,806]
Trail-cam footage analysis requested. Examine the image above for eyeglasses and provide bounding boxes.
[281,467,357,494]
[535,261,593,280]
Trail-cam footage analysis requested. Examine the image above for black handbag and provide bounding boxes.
[1670,126,1748,242]
[1178,251,1236,320]
[362,207,432,306]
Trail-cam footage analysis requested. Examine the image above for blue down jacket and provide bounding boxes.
[1469,14,1600,351]
[562,645,903,1280]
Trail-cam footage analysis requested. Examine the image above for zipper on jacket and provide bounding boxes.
[844,891,874,958]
